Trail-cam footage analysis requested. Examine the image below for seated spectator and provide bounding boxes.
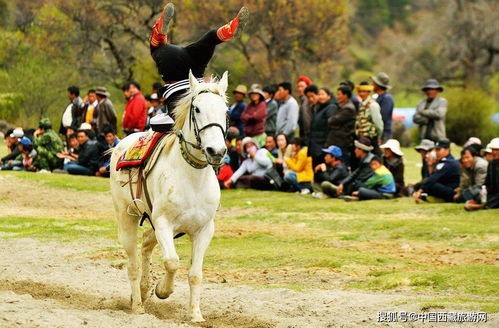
[454,146,488,203]
[56,133,79,168]
[336,137,375,196]
[380,139,406,196]
[274,133,293,176]
[1,128,22,169]
[347,155,396,201]
[33,118,64,171]
[263,85,278,137]
[327,86,356,166]
[414,139,460,203]
[312,145,348,199]
[483,143,493,162]
[96,126,120,177]
[308,86,337,167]
[463,137,481,148]
[284,138,313,194]
[408,139,435,194]
[217,155,234,189]
[466,138,499,210]
[264,135,278,158]
[64,129,100,176]
[17,137,37,172]
[224,137,273,190]
[241,84,267,146]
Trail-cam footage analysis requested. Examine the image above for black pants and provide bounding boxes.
[151,29,222,83]
[235,175,274,190]
[358,187,392,200]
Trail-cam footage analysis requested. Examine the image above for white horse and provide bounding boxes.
[109,71,229,322]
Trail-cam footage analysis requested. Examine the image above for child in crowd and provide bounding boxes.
[19,137,37,171]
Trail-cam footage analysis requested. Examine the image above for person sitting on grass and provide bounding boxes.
[336,137,375,196]
[454,146,488,203]
[33,118,64,172]
[63,129,100,176]
[284,138,314,194]
[312,145,349,199]
[17,137,37,172]
[380,139,407,197]
[413,139,460,203]
[344,156,396,201]
[96,126,120,177]
[0,128,22,168]
[217,155,234,189]
[465,137,499,211]
[224,137,274,190]
[264,135,278,158]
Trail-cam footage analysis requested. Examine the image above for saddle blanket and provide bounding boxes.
[116,132,166,170]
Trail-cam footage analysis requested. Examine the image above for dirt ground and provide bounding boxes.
[0,174,497,327]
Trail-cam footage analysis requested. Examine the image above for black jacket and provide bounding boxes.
[76,140,100,172]
[315,162,349,185]
[308,100,338,158]
[422,155,460,193]
[340,152,374,186]
[1,143,20,163]
[485,159,499,196]
[327,99,356,148]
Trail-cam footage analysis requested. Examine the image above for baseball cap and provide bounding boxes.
[20,137,32,146]
[435,139,451,149]
[321,145,342,158]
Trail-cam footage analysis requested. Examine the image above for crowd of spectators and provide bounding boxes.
[0,74,498,212]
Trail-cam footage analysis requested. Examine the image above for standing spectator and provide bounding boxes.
[454,146,488,203]
[413,79,448,142]
[241,84,267,146]
[355,81,383,155]
[312,145,349,199]
[414,139,460,203]
[263,85,278,137]
[59,86,83,138]
[380,139,406,196]
[371,72,394,142]
[466,138,499,210]
[1,129,22,167]
[64,130,100,176]
[224,137,274,190]
[336,138,375,196]
[33,118,64,171]
[308,86,337,167]
[96,126,120,177]
[264,135,278,158]
[284,138,313,194]
[327,86,356,166]
[229,84,247,136]
[275,82,299,140]
[80,89,98,125]
[340,80,359,111]
[94,87,118,135]
[296,75,313,140]
[122,81,147,135]
[347,156,396,201]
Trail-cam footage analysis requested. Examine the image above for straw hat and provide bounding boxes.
[248,83,265,99]
[95,86,110,97]
[241,137,258,156]
[415,139,435,152]
[380,139,404,156]
[233,84,247,95]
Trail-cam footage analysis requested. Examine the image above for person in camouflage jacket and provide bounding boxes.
[33,118,64,171]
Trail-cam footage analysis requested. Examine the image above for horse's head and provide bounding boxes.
[187,70,229,166]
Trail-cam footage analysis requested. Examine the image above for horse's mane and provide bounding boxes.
[163,76,228,151]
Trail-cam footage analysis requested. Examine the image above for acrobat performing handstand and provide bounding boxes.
[148,3,249,132]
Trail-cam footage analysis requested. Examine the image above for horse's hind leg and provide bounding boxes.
[154,215,179,299]
[118,213,144,314]
[140,228,157,301]
[188,220,214,322]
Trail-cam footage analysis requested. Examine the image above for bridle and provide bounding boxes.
[177,90,229,168]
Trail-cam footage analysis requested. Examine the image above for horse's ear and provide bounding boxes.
[188,70,199,92]
[218,71,229,95]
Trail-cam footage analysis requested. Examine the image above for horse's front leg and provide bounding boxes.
[153,215,179,299]
[140,228,157,301]
[189,220,214,322]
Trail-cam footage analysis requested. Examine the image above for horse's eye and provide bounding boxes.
[195,107,200,113]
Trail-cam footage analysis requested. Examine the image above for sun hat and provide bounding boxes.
[421,79,444,92]
[463,137,481,148]
[10,128,24,138]
[380,139,404,156]
[489,137,499,150]
[248,83,265,100]
[95,87,110,97]
[150,93,159,100]
[241,136,258,156]
[354,137,374,152]
[233,84,247,95]
[415,139,435,152]
[79,123,92,130]
[370,72,392,89]
[321,145,343,158]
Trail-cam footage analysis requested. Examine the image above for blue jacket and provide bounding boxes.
[376,92,394,138]
[229,101,247,137]
[422,154,460,191]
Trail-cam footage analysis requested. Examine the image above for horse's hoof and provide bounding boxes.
[191,315,205,323]
[132,304,146,314]
[154,283,173,299]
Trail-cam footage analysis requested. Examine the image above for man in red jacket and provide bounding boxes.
[122,81,147,135]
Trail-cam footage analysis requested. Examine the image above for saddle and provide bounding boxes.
[116,132,166,170]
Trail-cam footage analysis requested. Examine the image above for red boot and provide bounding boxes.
[150,3,175,48]
[216,7,250,42]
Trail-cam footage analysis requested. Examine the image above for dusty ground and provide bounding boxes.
[0,174,497,327]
